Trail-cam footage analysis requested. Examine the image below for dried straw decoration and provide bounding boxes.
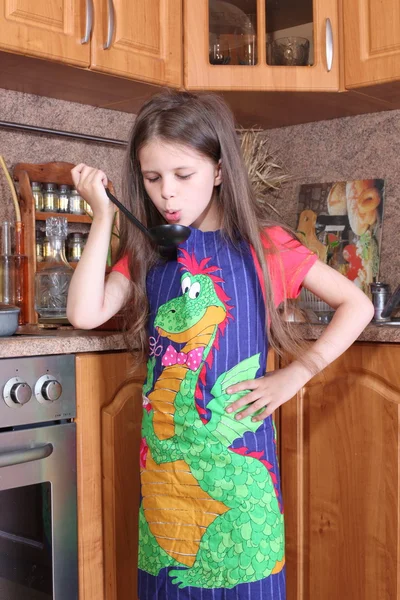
[239,128,291,217]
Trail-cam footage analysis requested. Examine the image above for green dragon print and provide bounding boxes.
[139,249,285,589]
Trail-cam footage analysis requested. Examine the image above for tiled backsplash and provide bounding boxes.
[1,88,399,296]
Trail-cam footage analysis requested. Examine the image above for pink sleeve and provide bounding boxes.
[251,226,318,307]
[111,254,130,280]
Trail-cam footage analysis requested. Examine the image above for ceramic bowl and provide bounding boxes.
[0,304,20,336]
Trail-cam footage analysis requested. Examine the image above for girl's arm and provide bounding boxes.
[226,260,375,421]
[66,164,131,329]
[280,259,375,387]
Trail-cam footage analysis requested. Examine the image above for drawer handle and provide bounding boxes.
[0,443,53,468]
[325,18,334,72]
[104,0,115,50]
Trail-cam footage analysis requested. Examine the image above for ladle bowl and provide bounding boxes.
[105,188,191,247]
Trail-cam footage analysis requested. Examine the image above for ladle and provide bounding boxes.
[105,188,191,246]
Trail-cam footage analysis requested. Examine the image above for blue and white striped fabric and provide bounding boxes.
[140,227,286,600]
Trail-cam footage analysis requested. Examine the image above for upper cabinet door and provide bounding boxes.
[91,0,182,87]
[184,0,340,91]
[0,0,90,66]
[344,0,400,88]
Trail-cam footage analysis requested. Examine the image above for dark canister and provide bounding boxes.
[370,282,391,321]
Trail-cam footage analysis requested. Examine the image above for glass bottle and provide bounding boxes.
[14,221,28,325]
[58,184,70,213]
[0,221,16,305]
[238,15,257,65]
[67,233,85,262]
[32,181,44,212]
[43,182,59,212]
[34,217,73,319]
[69,189,84,215]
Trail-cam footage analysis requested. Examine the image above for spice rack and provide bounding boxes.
[13,162,119,325]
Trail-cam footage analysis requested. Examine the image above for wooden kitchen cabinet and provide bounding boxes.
[0,0,90,66]
[344,0,400,90]
[184,0,340,91]
[280,342,400,599]
[91,0,182,87]
[76,351,145,600]
[0,0,182,88]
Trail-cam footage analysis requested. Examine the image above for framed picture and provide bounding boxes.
[296,179,385,294]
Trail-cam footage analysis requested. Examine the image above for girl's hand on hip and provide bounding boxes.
[226,363,307,422]
[71,163,115,220]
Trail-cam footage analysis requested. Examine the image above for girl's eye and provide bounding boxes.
[188,282,201,299]
[177,174,193,180]
[146,177,159,183]
[181,276,191,294]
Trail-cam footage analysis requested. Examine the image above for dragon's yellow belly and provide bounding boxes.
[141,453,228,567]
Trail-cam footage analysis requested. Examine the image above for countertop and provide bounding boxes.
[0,322,399,359]
[0,327,128,358]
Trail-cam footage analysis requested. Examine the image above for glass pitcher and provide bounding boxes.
[34,217,73,319]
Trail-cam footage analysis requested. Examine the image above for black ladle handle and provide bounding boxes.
[105,188,151,239]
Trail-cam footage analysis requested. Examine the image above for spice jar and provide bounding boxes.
[43,182,59,212]
[36,231,44,263]
[69,189,84,215]
[42,237,52,261]
[58,184,70,213]
[32,181,44,212]
[83,201,93,217]
[67,233,85,262]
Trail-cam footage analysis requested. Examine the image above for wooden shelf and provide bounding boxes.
[35,212,92,224]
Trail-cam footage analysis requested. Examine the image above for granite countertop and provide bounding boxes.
[296,322,400,344]
[0,327,129,358]
[0,322,399,359]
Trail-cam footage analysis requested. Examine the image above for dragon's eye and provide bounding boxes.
[188,282,201,299]
[181,276,191,294]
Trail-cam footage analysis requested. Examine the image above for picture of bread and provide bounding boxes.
[327,181,347,215]
[346,179,381,235]
[296,178,384,293]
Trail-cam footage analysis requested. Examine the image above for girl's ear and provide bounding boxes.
[214,160,222,186]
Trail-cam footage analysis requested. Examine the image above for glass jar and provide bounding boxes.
[83,201,93,217]
[0,221,16,305]
[43,183,59,212]
[42,237,51,261]
[69,189,84,215]
[32,181,44,212]
[67,233,85,262]
[34,217,73,319]
[58,184,70,213]
[36,231,44,263]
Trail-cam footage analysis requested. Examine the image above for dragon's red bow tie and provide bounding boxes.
[161,345,205,371]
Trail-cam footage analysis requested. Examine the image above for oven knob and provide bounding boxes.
[3,377,32,408]
[41,380,62,402]
[34,374,62,404]
[11,382,32,405]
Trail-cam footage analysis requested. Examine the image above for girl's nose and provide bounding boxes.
[161,179,176,200]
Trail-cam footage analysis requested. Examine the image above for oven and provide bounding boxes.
[0,354,78,600]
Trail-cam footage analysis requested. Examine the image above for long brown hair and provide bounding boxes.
[117,89,307,367]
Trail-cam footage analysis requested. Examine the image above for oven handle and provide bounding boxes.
[0,443,53,468]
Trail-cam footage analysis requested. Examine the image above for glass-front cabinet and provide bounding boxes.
[184,0,339,91]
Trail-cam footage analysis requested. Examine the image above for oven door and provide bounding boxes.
[0,422,78,600]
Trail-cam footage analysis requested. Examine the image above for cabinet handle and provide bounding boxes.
[325,18,334,72]
[104,0,115,50]
[81,0,94,44]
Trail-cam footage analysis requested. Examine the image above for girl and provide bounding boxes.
[67,90,374,600]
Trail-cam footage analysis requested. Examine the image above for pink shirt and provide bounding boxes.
[111,226,318,307]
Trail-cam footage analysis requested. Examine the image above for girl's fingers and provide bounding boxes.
[235,398,268,420]
[226,379,258,395]
[226,388,262,413]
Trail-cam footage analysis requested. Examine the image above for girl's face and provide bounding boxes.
[139,140,222,231]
